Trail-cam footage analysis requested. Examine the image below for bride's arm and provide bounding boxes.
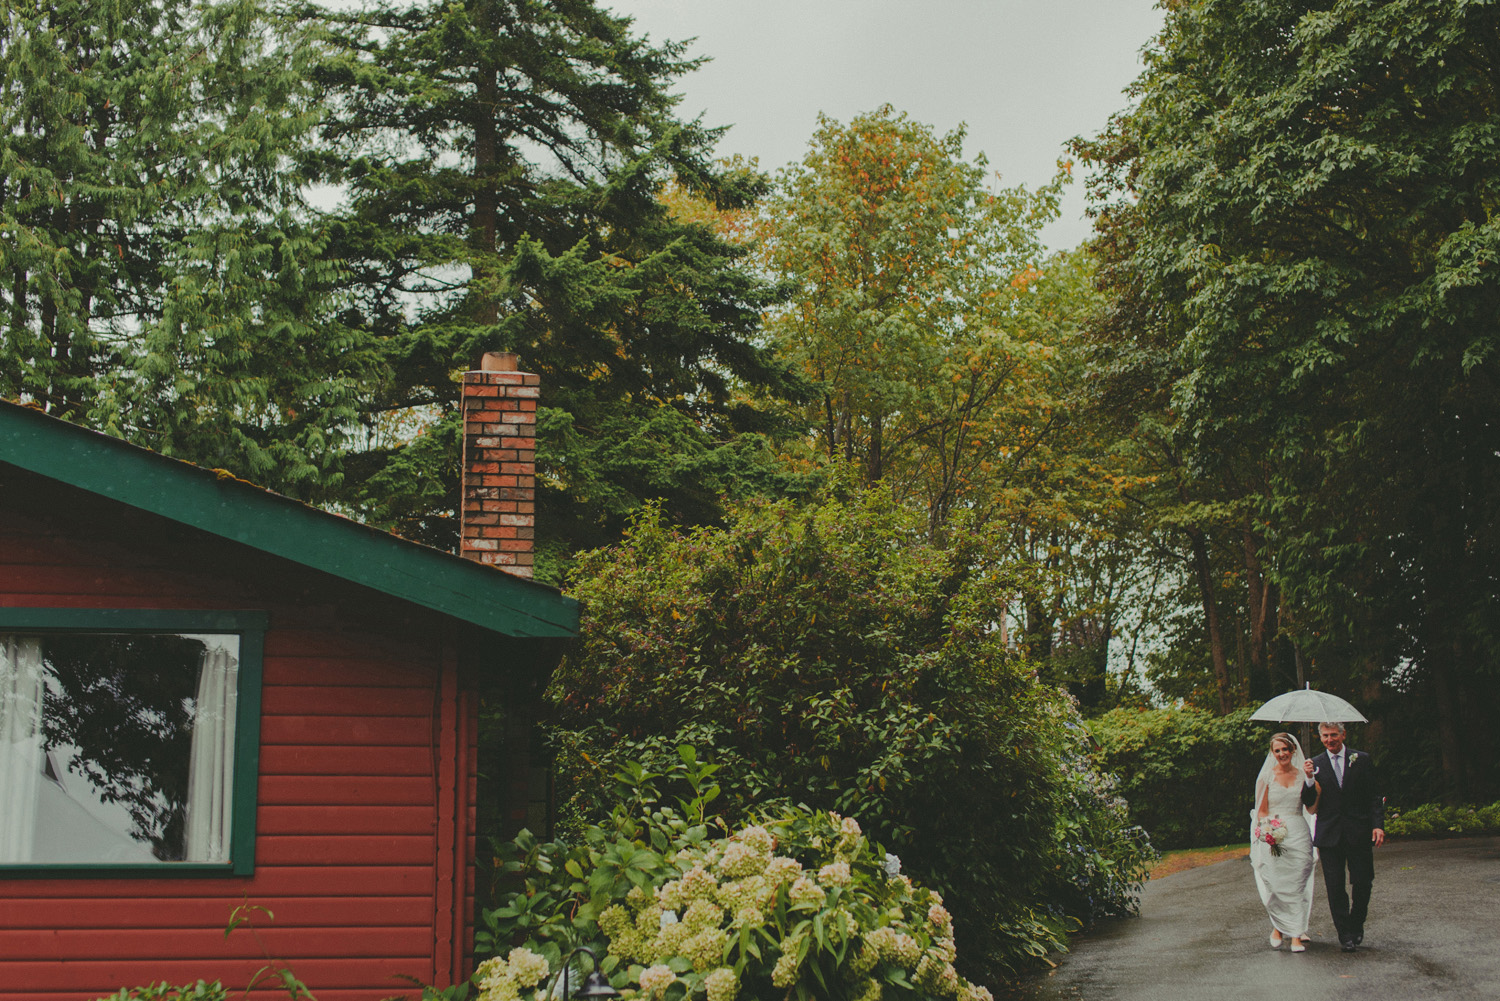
[1256,780,1270,819]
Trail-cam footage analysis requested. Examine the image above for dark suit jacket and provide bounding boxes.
[1302,746,1384,849]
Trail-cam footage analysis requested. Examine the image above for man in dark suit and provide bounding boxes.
[1301,721,1384,952]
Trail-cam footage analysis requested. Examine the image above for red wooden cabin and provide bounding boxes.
[0,359,576,1000]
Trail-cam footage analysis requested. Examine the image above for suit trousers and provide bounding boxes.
[1319,839,1374,933]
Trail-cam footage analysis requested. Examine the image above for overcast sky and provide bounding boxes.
[604,0,1164,252]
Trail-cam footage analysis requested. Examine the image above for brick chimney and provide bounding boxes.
[459,352,537,577]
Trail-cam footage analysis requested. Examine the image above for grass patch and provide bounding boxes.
[1149,842,1250,880]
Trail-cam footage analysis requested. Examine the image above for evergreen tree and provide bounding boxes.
[0,0,375,499]
[306,0,800,572]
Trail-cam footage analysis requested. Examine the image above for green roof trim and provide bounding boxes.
[0,402,578,639]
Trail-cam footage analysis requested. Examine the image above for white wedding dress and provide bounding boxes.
[1251,778,1316,938]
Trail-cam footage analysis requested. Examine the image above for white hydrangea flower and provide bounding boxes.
[738,825,774,856]
[682,897,724,932]
[817,860,852,885]
[718,841,764,879]
[716,874,771,912]
[679,864,720,902]
[863,926,896,960]
[638,965,676,1000]
[506,948,550,988]
[731,905,764,928]
[634,904,666,934]
[685,927,729,971]
[655,920,691,954]
[657,879,686,910]
[478,978,520,1001]
[914,953,961,996]
[599,904,632,940]
[704,967,739,1001]
[771,951,800,988]
[788,876,827,907]
[882,853,902,878]
[764,856,803,885]
[476,958,510,992]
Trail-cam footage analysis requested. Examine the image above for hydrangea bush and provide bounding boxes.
[475,752,995,1001]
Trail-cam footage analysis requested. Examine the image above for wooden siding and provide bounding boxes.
[0,479,485,1001]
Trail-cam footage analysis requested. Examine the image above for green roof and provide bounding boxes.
[0,401,578,639]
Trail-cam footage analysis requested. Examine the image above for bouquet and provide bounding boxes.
[1255,816,1286,857]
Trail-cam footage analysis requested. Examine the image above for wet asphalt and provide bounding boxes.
[1002,836,1500,1001]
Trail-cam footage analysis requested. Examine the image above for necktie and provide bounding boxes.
[1333,751,1344,785]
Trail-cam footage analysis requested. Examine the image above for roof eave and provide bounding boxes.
[0,402,579,639]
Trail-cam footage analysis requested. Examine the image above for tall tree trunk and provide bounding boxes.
[470,0,501,330]
[42,298,60,414]
[1359,657,1384,756]
[841,391,854,464]
[823,391,838,458]
[1429,644,1464,804]
[1243,520,1273,699]
[1186,526,1233,714]
[1024,596,1054,662]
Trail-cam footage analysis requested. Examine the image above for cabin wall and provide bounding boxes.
[0,482,482,1001]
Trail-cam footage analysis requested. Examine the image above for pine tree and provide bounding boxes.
[306,0,800,570]
[0,0,376,499]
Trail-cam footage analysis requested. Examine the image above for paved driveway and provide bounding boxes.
[1004,836,1500,1001]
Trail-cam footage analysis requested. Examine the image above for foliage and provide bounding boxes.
[1087,707,1267,850]
[547,488,1152,979]
[477,748,998,1001]
[1073,0,1500,788]
[2,0,804,576]
[96,984,234,1001]
[1044,722,1157,926]
[759,106,1065,507]
[758,112,1155,712]
[302,0,803,566]
[1384,801,1500,839]
[0,0,376,502]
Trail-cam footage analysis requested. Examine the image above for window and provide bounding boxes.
[0,610,263,875]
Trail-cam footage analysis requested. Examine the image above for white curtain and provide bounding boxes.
[0,635,45,863]
[184,643,238,862]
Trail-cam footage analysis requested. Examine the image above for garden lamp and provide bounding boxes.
[551,947,619,999]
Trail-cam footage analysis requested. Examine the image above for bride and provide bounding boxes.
[1252,732,1320,951]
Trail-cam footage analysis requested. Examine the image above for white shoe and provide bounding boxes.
[1269,931,1283,949]
[1290,938,1306,953]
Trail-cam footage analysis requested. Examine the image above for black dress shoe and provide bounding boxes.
[1353,931,1363,946]
[1340,936,1357,953]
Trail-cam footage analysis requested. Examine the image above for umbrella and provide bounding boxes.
[1250,684,1367,724]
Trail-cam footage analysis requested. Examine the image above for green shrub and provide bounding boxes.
[477,751,996,1001]
[97,985,231,1001]
[1385,800,1500,838]
[1087,706,1266,850]
[548,492,1152,978]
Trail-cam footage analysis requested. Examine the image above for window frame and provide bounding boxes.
[0,608,265,878]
